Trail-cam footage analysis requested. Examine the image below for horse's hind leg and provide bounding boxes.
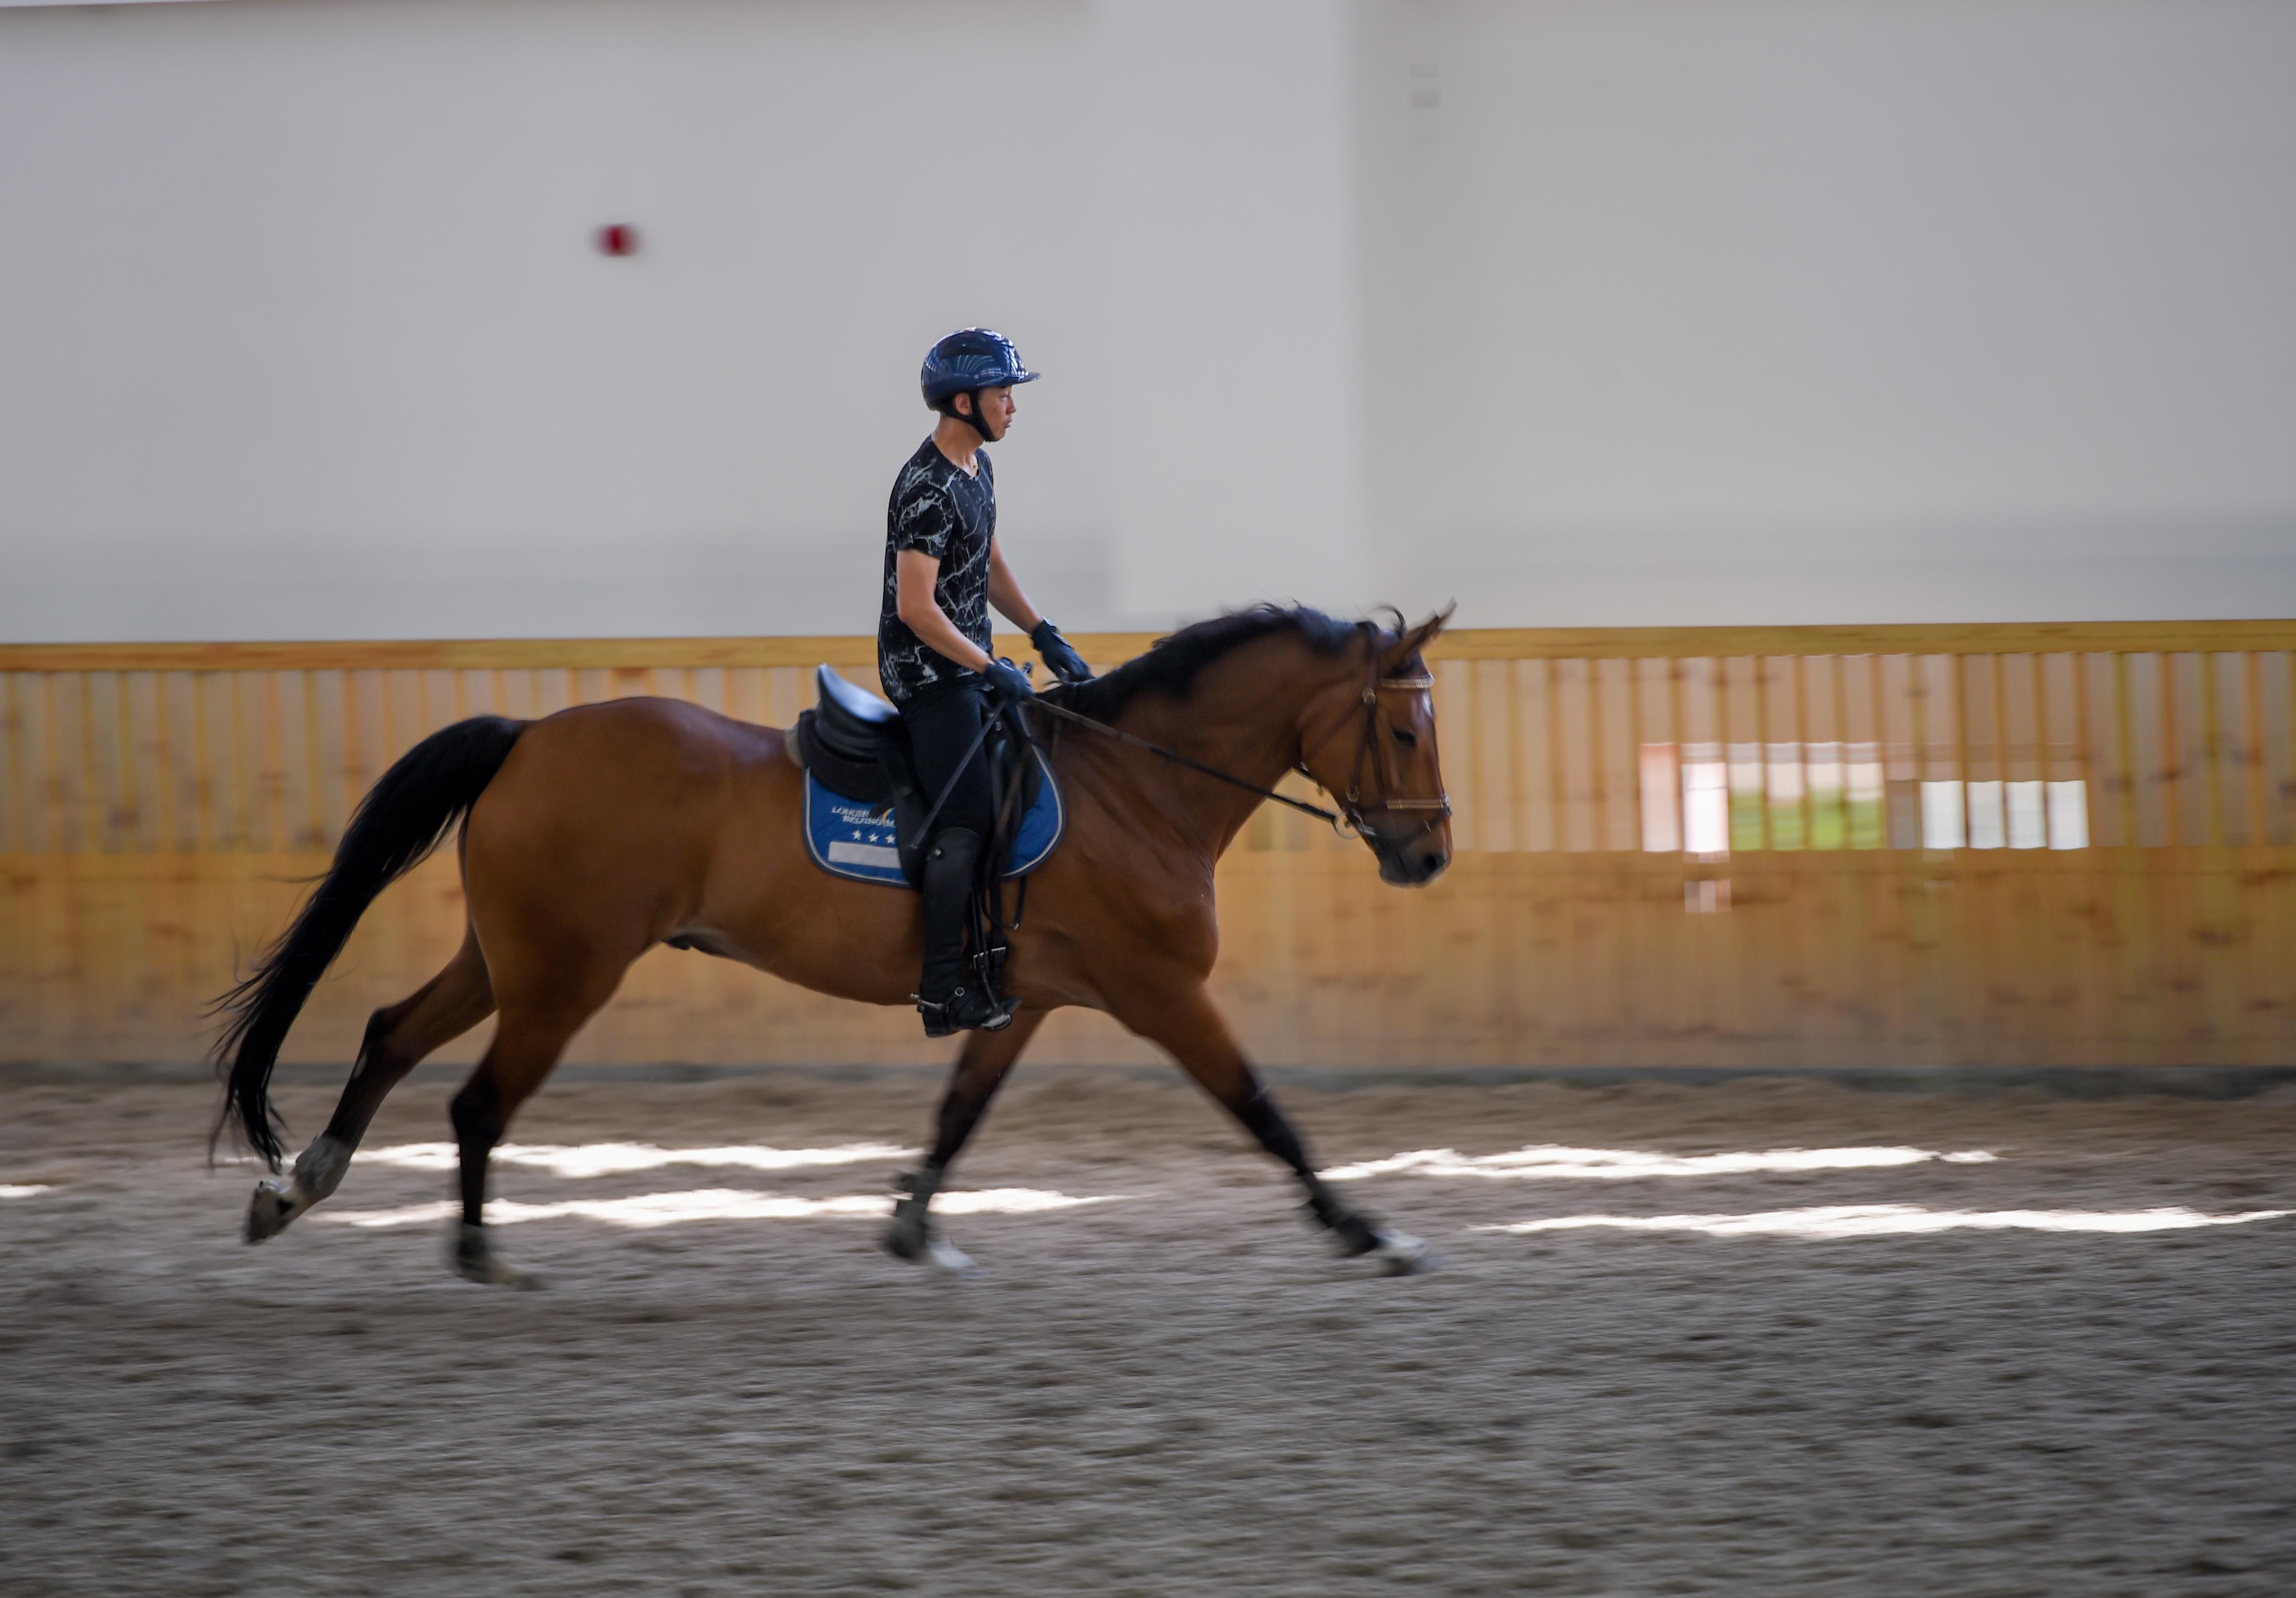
[886,1009,1046,1272]
[246,930,496,1243]
[446,992,614,1289]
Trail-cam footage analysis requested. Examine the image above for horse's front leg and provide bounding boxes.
[885,1009,1046,1273]
[1117,980,1430,1275]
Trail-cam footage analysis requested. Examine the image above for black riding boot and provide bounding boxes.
[915,827,1016,1038]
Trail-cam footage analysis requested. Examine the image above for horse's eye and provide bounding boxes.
[1391,727,1418,749]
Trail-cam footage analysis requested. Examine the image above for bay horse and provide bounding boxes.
[214,605,1454,1285]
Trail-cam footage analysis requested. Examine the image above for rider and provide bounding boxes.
[882,327,1095,1037]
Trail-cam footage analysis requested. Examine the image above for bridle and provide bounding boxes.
[1022,646,1452,849]
[1295,655,1453,845]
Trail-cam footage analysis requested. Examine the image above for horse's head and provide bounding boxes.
[1298,609,1455,887]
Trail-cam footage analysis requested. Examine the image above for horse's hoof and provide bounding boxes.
[454,1251,543,1290]
[245,1180,301,1244]
[883,1223,976,1278]
[1367,1227,1436,1276]
[451,1225,543,1290]
[923,1236,978,1279]
[245,1136,353,1244]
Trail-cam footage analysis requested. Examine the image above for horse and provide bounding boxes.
[213,605,1455,1285]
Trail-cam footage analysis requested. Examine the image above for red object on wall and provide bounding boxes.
[595,224,640,257]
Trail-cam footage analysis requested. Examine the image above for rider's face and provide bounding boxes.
[962,385,1016,441]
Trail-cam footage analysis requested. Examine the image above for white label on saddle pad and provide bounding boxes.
[827,840,902,868]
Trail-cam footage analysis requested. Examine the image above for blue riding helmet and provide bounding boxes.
[920,327,1040,408]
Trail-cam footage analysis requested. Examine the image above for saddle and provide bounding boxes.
[789,666,1054,887]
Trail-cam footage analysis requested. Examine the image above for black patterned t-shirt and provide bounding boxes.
[878,437,996,705]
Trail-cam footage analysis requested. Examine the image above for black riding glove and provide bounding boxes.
[1030,619,1095,685]
[981,657,1035,704]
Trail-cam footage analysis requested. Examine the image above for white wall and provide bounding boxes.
[2,0,2290,641]
[1,0,1116,639]
[1101,0,1369,617]
[1362,0,2296,624]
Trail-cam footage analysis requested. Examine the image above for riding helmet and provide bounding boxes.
[920,328,1040,409]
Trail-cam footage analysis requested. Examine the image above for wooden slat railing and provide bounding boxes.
[3,621,2291,1069]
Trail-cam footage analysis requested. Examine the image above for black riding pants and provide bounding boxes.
[901,675,996,839]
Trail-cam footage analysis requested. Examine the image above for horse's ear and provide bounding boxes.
[1385,603,1455,671]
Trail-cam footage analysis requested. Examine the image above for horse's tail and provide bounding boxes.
[210,715,527,1170]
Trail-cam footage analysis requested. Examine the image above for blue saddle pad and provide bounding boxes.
[802,750,1064,888]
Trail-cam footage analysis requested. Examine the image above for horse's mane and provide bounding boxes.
[1046,604,1369,723]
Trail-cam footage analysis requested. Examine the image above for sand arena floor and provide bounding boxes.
[3,1067,2293,1597]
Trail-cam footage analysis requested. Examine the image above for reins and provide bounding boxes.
[925,644,1452,956]
[1024,653,1452,841]
[920,689,1348,837]
[924,641,1452,875]
[1023,696,1348,829]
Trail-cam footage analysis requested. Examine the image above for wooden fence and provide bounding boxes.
[3,622,2291,1071]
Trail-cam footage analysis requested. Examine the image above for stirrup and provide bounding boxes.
[914,984,1018,1039]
